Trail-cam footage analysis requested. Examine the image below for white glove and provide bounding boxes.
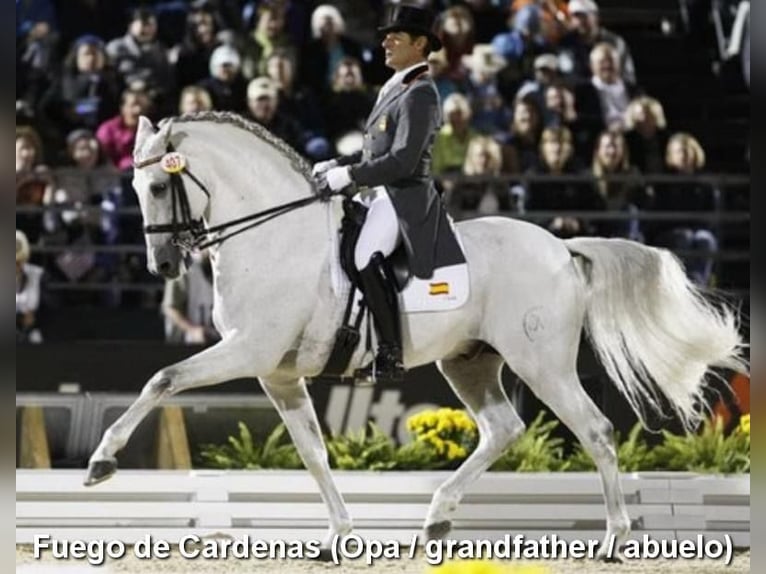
[325,166,353,192]
[312,159,338,177]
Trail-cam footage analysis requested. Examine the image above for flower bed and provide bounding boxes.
[197,409,750,474]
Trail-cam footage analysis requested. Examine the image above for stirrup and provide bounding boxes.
[354,347,404,386]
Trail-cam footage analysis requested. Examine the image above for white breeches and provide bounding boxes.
[354,187,401,270]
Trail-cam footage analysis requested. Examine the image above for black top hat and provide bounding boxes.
[378,5,442,52]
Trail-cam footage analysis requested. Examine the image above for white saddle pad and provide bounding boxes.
[401,262,470,313]
[327,200,471,315]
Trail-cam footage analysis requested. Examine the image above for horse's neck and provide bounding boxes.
[186,127,312,230]
[183,123,331,287]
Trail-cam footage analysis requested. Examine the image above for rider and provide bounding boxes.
[314,5,458,384]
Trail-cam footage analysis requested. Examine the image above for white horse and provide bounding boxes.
[86,112,745,559]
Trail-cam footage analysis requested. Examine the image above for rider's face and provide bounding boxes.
[382,31,426,71]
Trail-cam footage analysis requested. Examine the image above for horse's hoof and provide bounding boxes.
[425,521,452,541]
[313,548,336,563]
[597,553,623,564]
[84,459,118,487]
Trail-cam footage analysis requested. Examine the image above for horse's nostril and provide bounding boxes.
[158,261,172,274]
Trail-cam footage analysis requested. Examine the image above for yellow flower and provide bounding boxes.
[446,442,467,461]
[739,414,750,435]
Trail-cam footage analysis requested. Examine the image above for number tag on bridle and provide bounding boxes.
[161,152,187,174]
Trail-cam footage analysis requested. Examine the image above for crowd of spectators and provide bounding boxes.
[16,0,739,342]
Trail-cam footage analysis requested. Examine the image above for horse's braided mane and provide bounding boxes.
[170,111,315,185]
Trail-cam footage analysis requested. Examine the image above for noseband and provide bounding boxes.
[135,142,337,251]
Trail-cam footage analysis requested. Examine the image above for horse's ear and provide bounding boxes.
[135,116,156,150]
[156,118,175,148]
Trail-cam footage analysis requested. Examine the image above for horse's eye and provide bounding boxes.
[150,182,168,195]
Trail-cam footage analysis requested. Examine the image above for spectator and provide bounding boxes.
[590,43,639,129]
[16,230,45,344]
[451,136,513,214]
[54,129,121,206]
[41,187,114,306]
[265,51,330,159]
[462,44,511,135]
[39,35,120,140]
[648,133,720,285]
[542,83,594,157]
[575,42,639,153]
[497,97,543,174]
[162,250,219,345]
[16,0,58,109]
[427,48,467,102]
[542,83,577,127]
[199,44,248,113]
[241,3,297,80]
[436,6,476,85]
[174,5,223,88]
[245,77,306,156]
[241,0,311,48]
[512,0,570,45]
[516,52,562,108]
[590,130,648,239]
[324,58,375,145]
[16,126,55,245]
[432,93,477,177]
[558,0,637,84]
[106,8,174,113]
[624,96,669,174]
[178,85,214,115]
[57,129,122,249]
[300,5,364,96]
[96,88,152,171]
[491,4,549,100]
[525,126,601,238]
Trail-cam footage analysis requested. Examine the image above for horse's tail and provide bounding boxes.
[565,237,747,430]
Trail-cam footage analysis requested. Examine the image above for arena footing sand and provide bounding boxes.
[17,546,750,574]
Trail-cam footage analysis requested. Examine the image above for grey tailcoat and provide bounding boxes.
[337,65,466,279]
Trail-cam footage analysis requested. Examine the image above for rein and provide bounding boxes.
[136,144,337,251]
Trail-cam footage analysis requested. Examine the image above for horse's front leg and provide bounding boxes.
[261,377,353,553]
[85,338,256,486]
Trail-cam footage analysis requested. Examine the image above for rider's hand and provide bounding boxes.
[325,166,353,193]
[312,159,338,178]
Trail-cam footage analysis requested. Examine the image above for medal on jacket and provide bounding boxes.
[378,115,388,132]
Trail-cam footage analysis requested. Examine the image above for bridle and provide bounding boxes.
[134,143,337,251]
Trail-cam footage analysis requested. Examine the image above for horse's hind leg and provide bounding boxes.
[520,365,631,560]
[85,338,256,486]
[424,353,525,540]
[261,376,353,552]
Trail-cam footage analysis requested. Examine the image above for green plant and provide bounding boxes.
[490,412,566,472]
[326,423,398,471]
[394,437,449,470]
[564,422,657,472]
[651,417,750,474]
[197,422,303,470]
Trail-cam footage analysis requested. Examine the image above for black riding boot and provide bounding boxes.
[356,252,404,384]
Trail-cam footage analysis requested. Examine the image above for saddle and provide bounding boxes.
[320,198,409,378]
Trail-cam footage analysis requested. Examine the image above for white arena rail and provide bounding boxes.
[16,470,749,548]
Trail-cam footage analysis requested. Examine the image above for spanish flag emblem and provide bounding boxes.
[429,282,450,296]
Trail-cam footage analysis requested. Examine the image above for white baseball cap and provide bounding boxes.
[247,77,279,101]
[569,0,599,14]
[534,53,559,71]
